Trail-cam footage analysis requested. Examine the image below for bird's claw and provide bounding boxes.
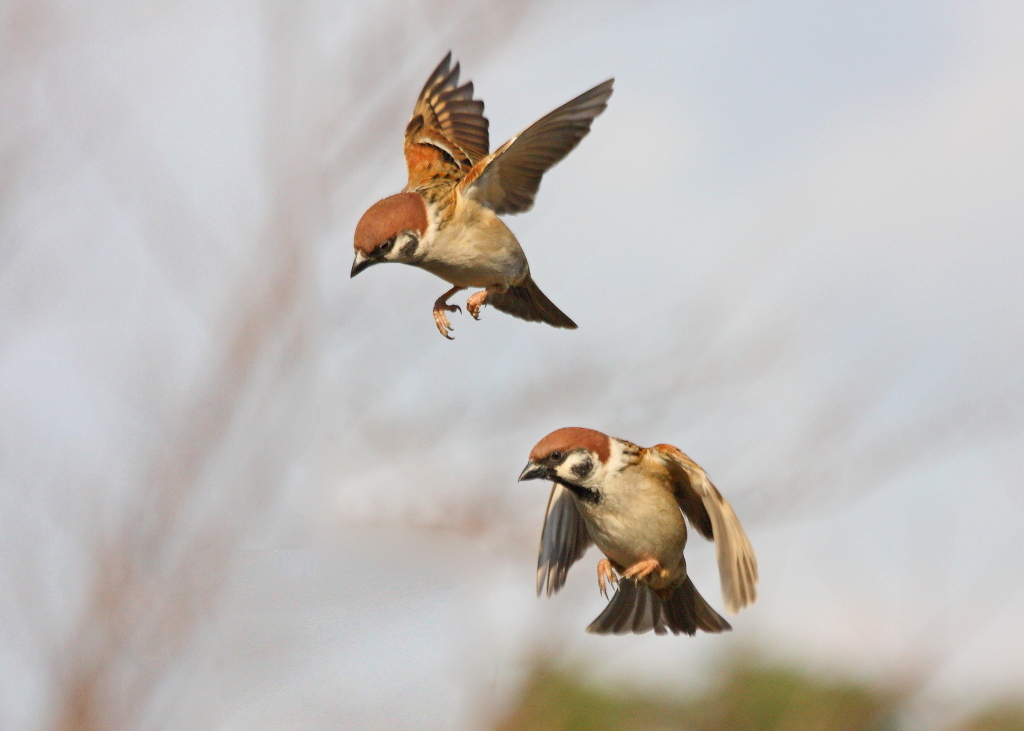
[597,559,618,599]
[621,558,661,582]
[434,312,454,339]
[466,290,488,321]
[433,302,461,339]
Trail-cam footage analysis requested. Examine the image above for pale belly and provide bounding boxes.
[418,205,529,289]
[578,487,688,591]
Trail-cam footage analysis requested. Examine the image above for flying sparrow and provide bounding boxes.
[351,53,613,338]
[519,427,758,635]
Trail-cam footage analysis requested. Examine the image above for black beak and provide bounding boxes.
[350,252,376,278]
[519,461,550,482]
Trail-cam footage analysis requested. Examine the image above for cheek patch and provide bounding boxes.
[572,457,593,478]
[400,233,419,258]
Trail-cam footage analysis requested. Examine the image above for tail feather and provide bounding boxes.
[485,275,577,329]
[665,577,732,634]
[587,577,731,636]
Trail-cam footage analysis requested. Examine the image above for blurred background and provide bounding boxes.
[2,1,1023,729]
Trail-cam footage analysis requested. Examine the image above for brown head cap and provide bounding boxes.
[529,427,611,464]
[353,193,428,253]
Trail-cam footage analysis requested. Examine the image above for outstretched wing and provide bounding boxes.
[536,484,593,596]
[651,444,758,614]
[460,79,613,215]
[404,52,489,190]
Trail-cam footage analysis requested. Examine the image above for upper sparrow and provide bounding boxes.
[351,53,613,338]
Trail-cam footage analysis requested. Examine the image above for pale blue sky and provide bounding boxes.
[1,2,1022,729]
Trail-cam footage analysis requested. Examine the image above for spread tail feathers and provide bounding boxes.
[586,577,731,636]
[485,275,577,329]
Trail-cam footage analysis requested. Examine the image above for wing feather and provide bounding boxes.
[536,484,593,596]
[404,53,489,189]
[461,79,613,214]
[651,445,759,614]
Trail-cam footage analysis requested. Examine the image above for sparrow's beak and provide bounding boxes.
[350,251,375,278]
[519,461,550,482]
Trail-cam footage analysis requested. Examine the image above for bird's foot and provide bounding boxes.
[433,305,460,339]
[597,558,618,599]
[622,558,661,582]
[466,290,489,320]
[433,287,464,339]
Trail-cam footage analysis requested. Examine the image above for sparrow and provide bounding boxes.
[519,427,758,635]
[351,53,613,338]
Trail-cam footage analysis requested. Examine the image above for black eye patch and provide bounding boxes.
[571,457,592,477]
[399,233,419,258]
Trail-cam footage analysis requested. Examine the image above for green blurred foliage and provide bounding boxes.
[497,659,1024,731]
[948,704,1024,731]
[686,663,899,731]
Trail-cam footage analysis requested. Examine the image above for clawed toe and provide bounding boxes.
[433,308,457,339]
[433,286,465,339]
[466,290,489,321]
[622,558,661,582]
[597,559,619,599]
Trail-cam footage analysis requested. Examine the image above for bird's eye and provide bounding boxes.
[549,451,563,462]
[378,238,393,253]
